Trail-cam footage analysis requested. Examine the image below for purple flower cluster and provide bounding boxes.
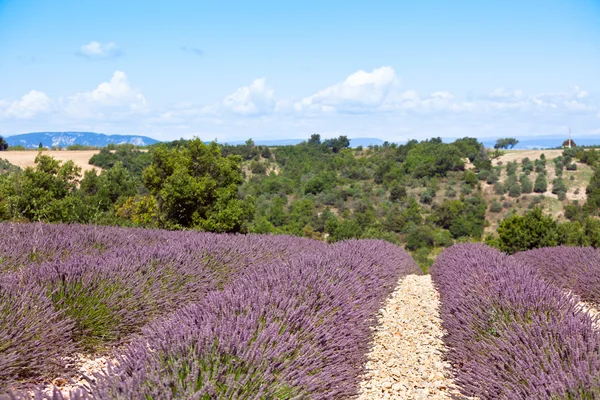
[1,223,418,398]
[513,246,600,305]
[0,223,325,391]
[63,240,416,399]
[431,243,600,399]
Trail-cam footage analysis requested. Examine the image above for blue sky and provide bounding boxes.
[1,0,599,142]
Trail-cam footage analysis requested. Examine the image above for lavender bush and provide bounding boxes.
[0,274,74,389]
[0,223,327,392]
[431,243,600,399]
[76,240,419,399]
[513,246,600,306]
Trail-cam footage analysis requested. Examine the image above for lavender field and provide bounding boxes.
[0,223,419,398]
[3,223,600,399]
[432,243,600,399]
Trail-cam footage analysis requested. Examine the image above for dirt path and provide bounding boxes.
[357,274,461,399]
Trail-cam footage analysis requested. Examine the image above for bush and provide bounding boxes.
[508,182,521,198]
[520,176,533,194]
[419,187,436,204]
[534,174,547,193]
[477,170,490,181]
[552,178,567,195]
[489,200,502,213]
[431,244,600,399]
[493,182,505,195]
[88,241,420,399]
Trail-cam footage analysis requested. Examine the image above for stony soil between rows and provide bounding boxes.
[357,274,462,399]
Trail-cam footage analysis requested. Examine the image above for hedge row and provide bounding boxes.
[29,240,419,399]
[513,246,600,306]
[0,223,325,392]
[431,243,600,399]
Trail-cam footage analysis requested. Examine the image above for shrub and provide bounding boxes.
[520,176,533,193]
[552,178,567,195]
[88,241,420,399]
[514,247,600,305]
[534,174,547,193]
[419,187,436,204]
[489,201,502,213]
[493,182,505,195]
[0,275,75,388]
[431,244,600,399]
[508,182,521,198]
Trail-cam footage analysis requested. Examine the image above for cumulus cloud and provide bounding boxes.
[0,90,52,119]
[77,41,122,59]
[221,78,276,116]
[295,66,399,113]
[65,71,147,118]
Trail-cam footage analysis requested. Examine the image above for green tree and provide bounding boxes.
[0,136,7,151]
[494,137,519,150]
[142,138,254,232]
[493,207,558,254]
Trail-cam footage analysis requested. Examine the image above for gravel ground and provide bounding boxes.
[357,274,462,400]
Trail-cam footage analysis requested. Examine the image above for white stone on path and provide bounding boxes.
[357,274,463,399]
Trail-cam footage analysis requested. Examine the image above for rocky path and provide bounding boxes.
[357,274,461,399]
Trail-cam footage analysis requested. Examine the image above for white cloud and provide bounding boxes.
[221,78,276,116]
[77,41,122,59]
[0,90,52,119]
[489,88,524,100]
[295,66,399,113]
[65,71,147,118]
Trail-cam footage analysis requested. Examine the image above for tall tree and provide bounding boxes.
[142,138,254,232]
[0,136,8,151]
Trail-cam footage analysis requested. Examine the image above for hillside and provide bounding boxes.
[4,132,160,148]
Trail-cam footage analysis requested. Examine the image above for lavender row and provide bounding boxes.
[513,246,600,306]
[0,223,325,391]
[48,240,419,399]
[431,243,600,399]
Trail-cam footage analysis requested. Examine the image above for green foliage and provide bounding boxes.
[322,135,350,153]
[489,200,503,213]
[491,207,559,254]
[403,139,465,178]
[508,182,521,198]
[520,176,533,194]
[420,187,436,204]
[494,137,519,150]
[433,196,487,239]
[406,224,435,251]
[89,145,152,179]
[584,167,600,215]
[143,138,254,232]
[389,184,407,203]
[552,178,567,195]
[534,174,548,193]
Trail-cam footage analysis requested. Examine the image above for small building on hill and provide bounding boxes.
[562,139,577,148]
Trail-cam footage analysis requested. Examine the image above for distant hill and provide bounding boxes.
[4,132,160,148]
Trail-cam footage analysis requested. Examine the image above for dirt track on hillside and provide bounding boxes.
[0,150,101,172]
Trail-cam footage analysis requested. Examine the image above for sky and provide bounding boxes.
[0,0,599,142]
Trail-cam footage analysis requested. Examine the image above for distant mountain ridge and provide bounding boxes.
[3,132,598,150]
[4,132,160,148]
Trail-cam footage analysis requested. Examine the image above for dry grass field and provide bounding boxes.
[1,150,102,172]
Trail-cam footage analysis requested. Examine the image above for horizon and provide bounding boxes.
[1,0,599,142]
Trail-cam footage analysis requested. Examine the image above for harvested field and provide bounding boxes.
[0,150,101,172]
